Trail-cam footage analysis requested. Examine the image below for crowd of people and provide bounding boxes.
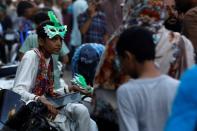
[0,0,197,131]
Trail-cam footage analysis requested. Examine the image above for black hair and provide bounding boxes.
[175,0,193,13]
[36,20,54,40]
[36,20,61,40]
[33,11,49,25]
[17,1,34,17]
[116,26,155,63]
[40,7,53,12]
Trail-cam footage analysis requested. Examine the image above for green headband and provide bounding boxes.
[44,11,67,39]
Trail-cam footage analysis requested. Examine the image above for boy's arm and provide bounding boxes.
[12,51,37,102]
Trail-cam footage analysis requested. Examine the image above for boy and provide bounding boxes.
[19,11,70,89]
[116,26,179,131]
[12,11,96,131]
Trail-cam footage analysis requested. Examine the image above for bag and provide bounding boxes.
[92,88,119,131]
[0,89,23,124]
[6,101,57,131]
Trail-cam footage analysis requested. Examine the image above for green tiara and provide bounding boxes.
[43,11,67,39]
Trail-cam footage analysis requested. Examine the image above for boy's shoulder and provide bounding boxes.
[117,75,179,93]
[117,79,136,94]
[161,75,179,85]
[23,50,38,60]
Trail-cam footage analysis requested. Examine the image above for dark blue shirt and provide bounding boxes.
[78,11,107,44]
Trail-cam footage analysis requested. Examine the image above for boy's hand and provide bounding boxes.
[88,2,97,18]
[38,96,59,119]
[69,85,92,97]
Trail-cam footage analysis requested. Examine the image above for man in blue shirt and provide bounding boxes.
[78,0,108,44]
[71,43,104,86]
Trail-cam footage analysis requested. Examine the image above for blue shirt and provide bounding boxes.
[78,11,107,44]
[165,65,197,131]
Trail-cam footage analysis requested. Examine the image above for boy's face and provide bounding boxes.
[88,0,100,11]
[119,51,138,78]
[40,35,62,55]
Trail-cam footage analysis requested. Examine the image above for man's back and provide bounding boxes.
[183,7,197,54]
[117,75,179,131]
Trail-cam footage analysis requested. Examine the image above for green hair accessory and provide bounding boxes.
[71,74,94,93]
[43,11,67,39]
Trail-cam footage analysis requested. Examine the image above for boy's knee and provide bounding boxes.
[73,103,89,117]
[64,103,90,121]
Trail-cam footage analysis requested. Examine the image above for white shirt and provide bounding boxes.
[117,75,179,131]
[12,51,97,131]
[155,27,194,74]
[12,50,50,102]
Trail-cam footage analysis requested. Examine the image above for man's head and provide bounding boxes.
[175,0,197,13]
[78,46,98,85]
[88,0,101,11]
[72,43,105,86]
[17,1,37,19]
[128,0,166,33]
[33,11,49,26]
[32,7,53,26]
[116,26,155,78]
